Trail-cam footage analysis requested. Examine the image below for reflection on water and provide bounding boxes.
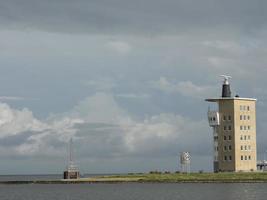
[0,182,267,200]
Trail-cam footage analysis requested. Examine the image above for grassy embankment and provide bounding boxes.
[80,172,267,183]
[3,172,267,184]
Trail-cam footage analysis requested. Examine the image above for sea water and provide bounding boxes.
[0,175,267,200]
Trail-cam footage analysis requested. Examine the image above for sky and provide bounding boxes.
[0,0,267,174]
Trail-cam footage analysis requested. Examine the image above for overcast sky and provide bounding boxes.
[0,0,267,174]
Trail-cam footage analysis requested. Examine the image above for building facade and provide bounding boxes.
[206,76,257,172]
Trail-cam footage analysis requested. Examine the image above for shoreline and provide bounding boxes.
[2,172,267,184]
[2,180,267,184]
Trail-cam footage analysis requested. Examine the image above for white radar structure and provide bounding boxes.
[220,75,232,85]
[180,152,191,174]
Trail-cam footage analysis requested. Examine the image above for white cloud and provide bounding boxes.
[0,103,47,138]
[0,93,209,160]
[202,40,246,54]
[72,93,130,124]
[130,113,208,155]
[106,40,132,54]
[82,78,117,91]
[0,96,25,101]
[151,77,216,98]
[115,93,150,99]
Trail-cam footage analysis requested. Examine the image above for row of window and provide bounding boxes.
[223,125,251,131]
[240,105,250,111]
[223,135,232,141]
[224,145,232,151]
[224,155,232,161]
[241,155,252,161]
[215,145,252,151]
[216,145,252,152]
[209,117,217,122]
[223,115,231,121]
[222,155,253,161]
[241,145,251,151]
[222,134,251,141]
[240,115,250,120]
[222,115,251,122]
[224,125,232,131]
[240,135,251,140]
[240,125,251,131]
[216,143,252,151]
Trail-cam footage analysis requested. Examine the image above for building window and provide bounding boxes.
[228,116,231,121]
[224,146,227,151]
[224,156,227,161]
[224,135,227,140]
[247,106,250,111]
[241,146,243,150]
[244,145,247,150]
[223,115,226,121]
[228,135,232,140]
[240,105,243,111]
[248,155,251,160]
[244,135,247,140]
[240,135,243,140]
[240,126,243,130]
[245,156,247,160]
[229,156,232,161]
[228,125,232,131]
[248,126,250,130]
[248,116,250,120]
[243,105,246,110]
[229,145,232,151]
[224,126,227,131]
[240,115,242,120]
[241,155,243,160]
[244,126,247,130]
[244,115,247,120]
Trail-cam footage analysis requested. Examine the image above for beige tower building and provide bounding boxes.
[206,76,257,172]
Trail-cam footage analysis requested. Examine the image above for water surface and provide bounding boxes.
[0,183,266,200]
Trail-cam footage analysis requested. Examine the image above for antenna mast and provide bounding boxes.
[63,138,80,179]
[69,138,73,164]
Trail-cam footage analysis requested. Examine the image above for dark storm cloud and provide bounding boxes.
[1,0,267,34]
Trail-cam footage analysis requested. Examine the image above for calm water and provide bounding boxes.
[0,182,267,200]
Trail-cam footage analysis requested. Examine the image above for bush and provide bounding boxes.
[149,171,162,174]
